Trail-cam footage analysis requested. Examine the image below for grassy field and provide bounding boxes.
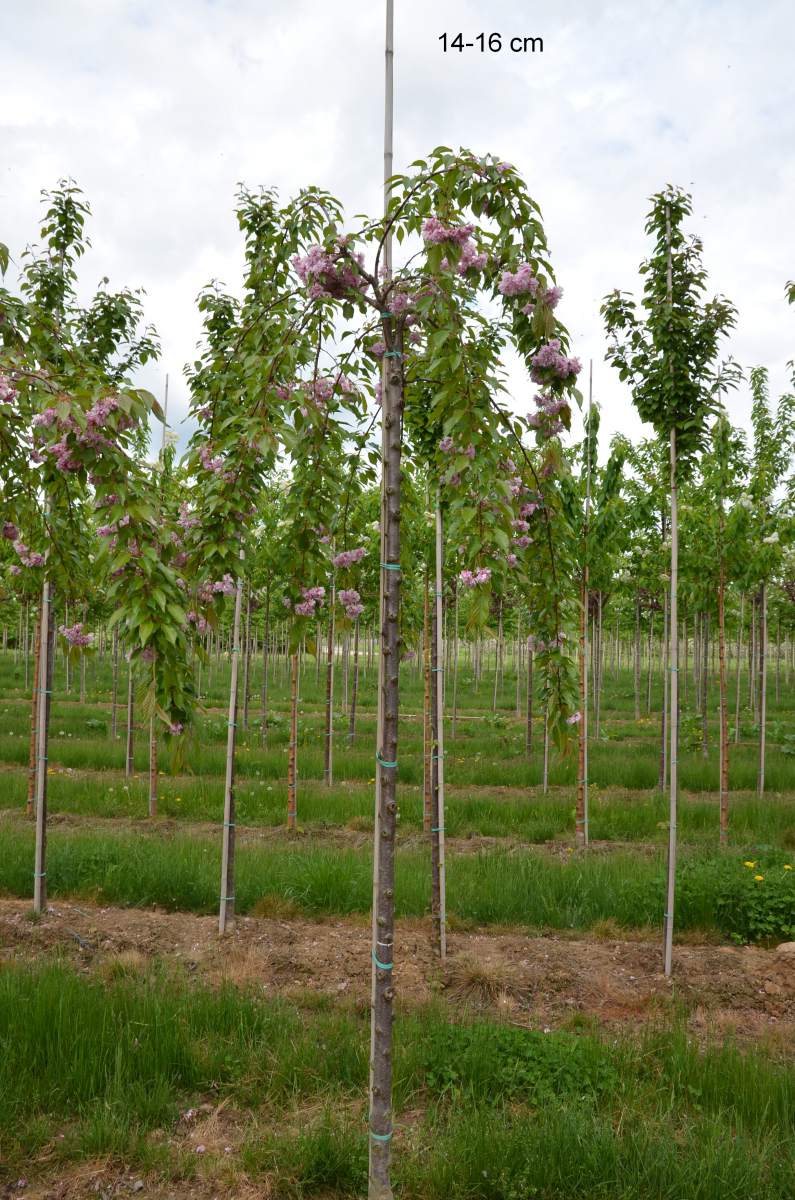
[1,645,794,1195]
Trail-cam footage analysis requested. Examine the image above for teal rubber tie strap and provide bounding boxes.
[372,950,393,971]
[381,562,401,571]
[33,871,47,878]
[431,826,444,833]
[223,822,235,828]
[376,753,398,769]
[228,722,237,728]
[370,1129,393,1143]
[431,666,443,672]
[383,350,403,358]
[380,311,393,318]
[221,894,236,902]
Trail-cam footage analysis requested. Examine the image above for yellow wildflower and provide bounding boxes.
[784,864,792,871]
[743,861,756,868]
[754,874,764,882]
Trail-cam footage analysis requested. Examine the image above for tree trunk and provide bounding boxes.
[33,581,54,914]
[125,657,134,777]
[348,618,360,745]
[26,612,42,817]
[111,626,119,739]
[260,589,270,743]
[323,583,335,787]
[758,583,767,797]
[576,575,588,847]
[658,589,669,792]
[700,611,709,757]
[451,589,459,739]
[734,592,744,744]
[287,651,299,827]
[422,571,432,833]
[526,635,534,757]
[219,563,244,934]
[663,424,679,978]
[633,593,641,721]
[718,564,729,843]
[148,715,158,818]
[241,584,251,732]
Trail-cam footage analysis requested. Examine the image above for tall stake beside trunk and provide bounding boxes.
[718,561,729,841]
[324,577,336,787]
[576,366,593,848]
[369,5,398,1190]
[33,577,54,914]
[422,571,432,832]
[431,491,447,959]
[125,656,134,777]
[287,651,299,828]
[758,582,767,796]
[348,618,360,744]
[26,612,42,817]
[219,557,245,934]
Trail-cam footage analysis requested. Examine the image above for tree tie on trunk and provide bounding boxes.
[372,950,393,971]
[376,753,397,769]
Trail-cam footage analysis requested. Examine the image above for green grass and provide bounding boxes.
[2,960,794,1196]
[2,822,791,936]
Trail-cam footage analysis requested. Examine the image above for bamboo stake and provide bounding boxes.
[33,575,53,915]
[758,582,767,797]
[431,490,446,960]
[369,2,397,1188]
[663,202,679,979]
[219,554,244,934]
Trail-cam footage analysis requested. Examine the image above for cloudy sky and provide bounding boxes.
[2,0,794,456]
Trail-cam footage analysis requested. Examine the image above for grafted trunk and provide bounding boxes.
[148,715,157,818]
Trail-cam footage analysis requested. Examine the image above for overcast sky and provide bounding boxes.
[2,0,794,458]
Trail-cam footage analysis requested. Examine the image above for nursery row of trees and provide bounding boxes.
[2,159,793,1196]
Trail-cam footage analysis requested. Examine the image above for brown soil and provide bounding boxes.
[1,898,793,1044]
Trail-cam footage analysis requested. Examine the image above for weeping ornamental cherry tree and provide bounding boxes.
[602,186,736,975]
[284,145,582,1198]
[0,183,189,913]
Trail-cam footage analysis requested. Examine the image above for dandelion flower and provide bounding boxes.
[754,874,764,882]
[743,861,756,868]
[784,864,792,871]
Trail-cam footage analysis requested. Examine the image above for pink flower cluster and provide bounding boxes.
[528,390,571,438]
[566,711,582,725]
[3,522,19,541]
[12,539,44,568]
[498,264,539,297]
[199,445,226,474]
[422,217,486,275]
[333,547,366,570]
[439,437,475,459]
[339,588,364,619]
[530,340,582,383]
[178,502,200,531]
[294,585,326,617]
[459,567,491,587]
[0,374,18,405]
[422,217,474,245]
[292,244,368,301]
[59,622,93,647]
[186,610,210,635]
[212,575,236,597]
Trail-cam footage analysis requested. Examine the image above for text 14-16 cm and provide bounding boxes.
[439,33,543,53]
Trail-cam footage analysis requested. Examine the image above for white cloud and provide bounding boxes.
[1,0,793,458]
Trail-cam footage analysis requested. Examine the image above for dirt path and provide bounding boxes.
[2,898,793,1045]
